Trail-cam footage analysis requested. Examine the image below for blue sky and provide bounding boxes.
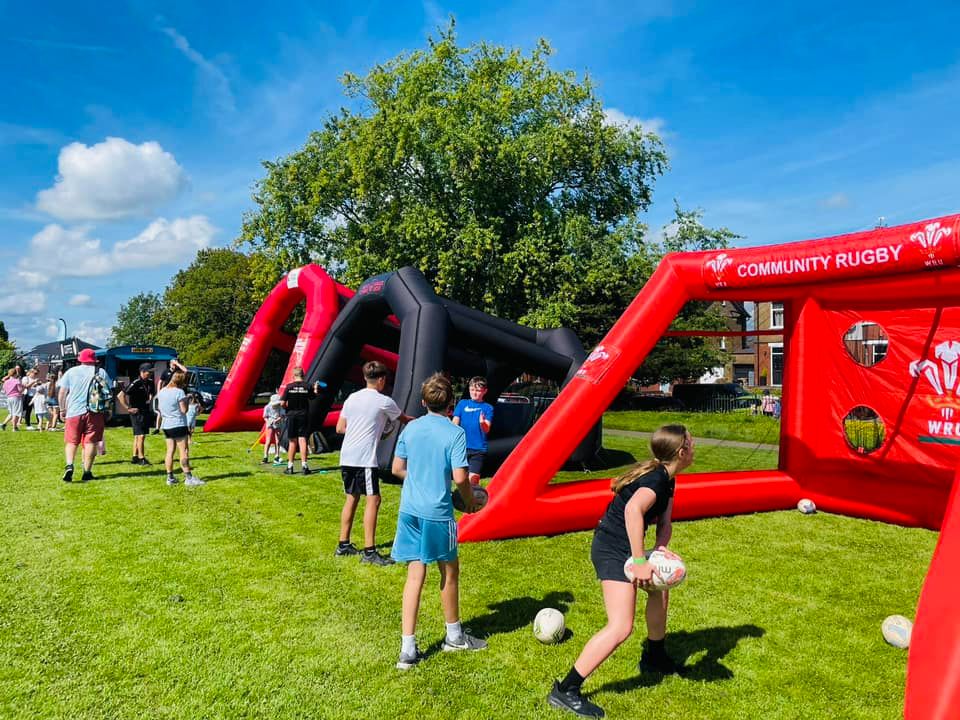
[3,0,959,351]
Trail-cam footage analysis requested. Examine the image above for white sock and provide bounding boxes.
[287,461,293,468]
[301,461,308,469]
[445,621,463,642]
[401,634,417,655]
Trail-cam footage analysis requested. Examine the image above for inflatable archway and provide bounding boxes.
[456,213,960,720]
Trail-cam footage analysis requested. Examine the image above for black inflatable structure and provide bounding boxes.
[304,267,603,474]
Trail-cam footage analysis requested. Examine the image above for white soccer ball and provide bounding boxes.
[881,614,913,649]
[797,498,817,514]
[533,608,565,644]
[624,550,687,591]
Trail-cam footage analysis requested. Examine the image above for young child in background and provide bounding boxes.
[32,384,50,431]
[262,394,285,465]
[452,376,494,485]
[185,394,201,447]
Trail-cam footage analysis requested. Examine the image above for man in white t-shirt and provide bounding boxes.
[335,360,410,566]
[57,348,110,483]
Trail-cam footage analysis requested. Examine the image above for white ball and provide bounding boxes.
[797,498,817,514]
[533,608,565,644]
[881,615,913,649]
[624,550,687,591]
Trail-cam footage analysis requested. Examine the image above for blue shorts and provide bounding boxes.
[391,512,458,564]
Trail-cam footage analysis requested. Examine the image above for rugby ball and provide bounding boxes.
[452,485,489,512]
[624,550,687,591]
[533,608,565,644]
[881,614,913,649]
[797,498,817,514]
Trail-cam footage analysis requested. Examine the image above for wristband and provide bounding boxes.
[630,556,647,565]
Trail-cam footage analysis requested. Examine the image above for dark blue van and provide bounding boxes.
[94,345,179,421]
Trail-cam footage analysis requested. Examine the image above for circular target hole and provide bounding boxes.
[843,406,886,454]
[844,321,889,367]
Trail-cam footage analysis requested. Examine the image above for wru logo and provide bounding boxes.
[910,340,960,397]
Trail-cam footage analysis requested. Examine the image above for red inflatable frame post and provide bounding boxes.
[205,266,344,433]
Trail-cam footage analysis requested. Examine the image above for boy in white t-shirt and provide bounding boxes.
[335,361,410,566]
[32,384,50,431]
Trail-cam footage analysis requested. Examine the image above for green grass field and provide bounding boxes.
[0,419,935,719]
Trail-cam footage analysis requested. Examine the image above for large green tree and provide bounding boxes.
[240,25,672,338]
[240,23,736,384]
[109,293,164,347]
[155,249,260,369]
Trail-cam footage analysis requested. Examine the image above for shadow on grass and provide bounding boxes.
[591,624,765,694]
[197,471,255,482]
[421,590,576,660]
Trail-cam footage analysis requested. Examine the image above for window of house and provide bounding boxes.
[771,302,784,329]
[844,321,889,367]
[770,343,784,386]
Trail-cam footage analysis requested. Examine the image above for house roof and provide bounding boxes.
[21,337,102,363]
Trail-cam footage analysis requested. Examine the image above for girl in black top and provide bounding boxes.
[548,424,695,718]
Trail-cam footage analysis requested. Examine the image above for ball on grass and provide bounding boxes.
[533,608,565,644]
[881,615,912,648]
[797,498,817,514]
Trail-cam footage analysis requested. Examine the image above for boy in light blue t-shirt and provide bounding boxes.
[390,373,487,670]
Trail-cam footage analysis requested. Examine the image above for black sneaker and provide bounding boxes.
[302,466,312,475]
[61,466,74,483]
[261,457,270,464]
[80,471,94,483]
[639,649,682,675]
[151,429,160,435]
[284,467,295,475]
[360,550,395,566]
[335,543,360,557]
[131,456,140,465]
[139,457,151,466]
[547,681,604,718]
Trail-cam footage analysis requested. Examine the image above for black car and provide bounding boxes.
[671,382,759,412]
[186,366,227,411]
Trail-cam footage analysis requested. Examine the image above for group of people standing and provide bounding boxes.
[1,365,61,432]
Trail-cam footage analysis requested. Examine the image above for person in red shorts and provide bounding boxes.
[56,348,110,483]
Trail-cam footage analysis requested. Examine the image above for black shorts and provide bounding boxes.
[163,426,189,440]
[467,450,486,476]
[130,411,150,436]
[287,413,310,439]
[590,531,631,583]
[342,466,380,496]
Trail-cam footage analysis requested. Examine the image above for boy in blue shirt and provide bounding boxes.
[391,373,487,669]
[452,376,494,485]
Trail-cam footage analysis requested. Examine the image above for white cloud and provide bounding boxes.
[602,108,667,137]
[114,216,217,268]
[159,24,235,117]
[36,137,186,222]
[822,192,851,209]
[17,216,216,283]
[69,294,92,307]
[0,292,46,315]
[73,321,111,348]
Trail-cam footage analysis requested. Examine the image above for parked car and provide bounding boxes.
[610,390,685,411]
[671,382,759,412]
[186,366,227,411]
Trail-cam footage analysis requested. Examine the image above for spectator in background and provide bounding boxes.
[760,389,776,417]
[117,363,156,466]
[57,348,110,483]
[21,368,40,429]
[185,393,200,446]
[46,371,61,430]
[32,384,51,431]
[1,368,23,431]
[156,371,203,487]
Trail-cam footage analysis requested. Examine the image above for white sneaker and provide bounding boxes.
[25,425,37,431]
[166,476,179,486]
[185,474,205,487]
[396,646,424,670]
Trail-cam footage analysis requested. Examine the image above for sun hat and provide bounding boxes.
[270,393,282,405]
